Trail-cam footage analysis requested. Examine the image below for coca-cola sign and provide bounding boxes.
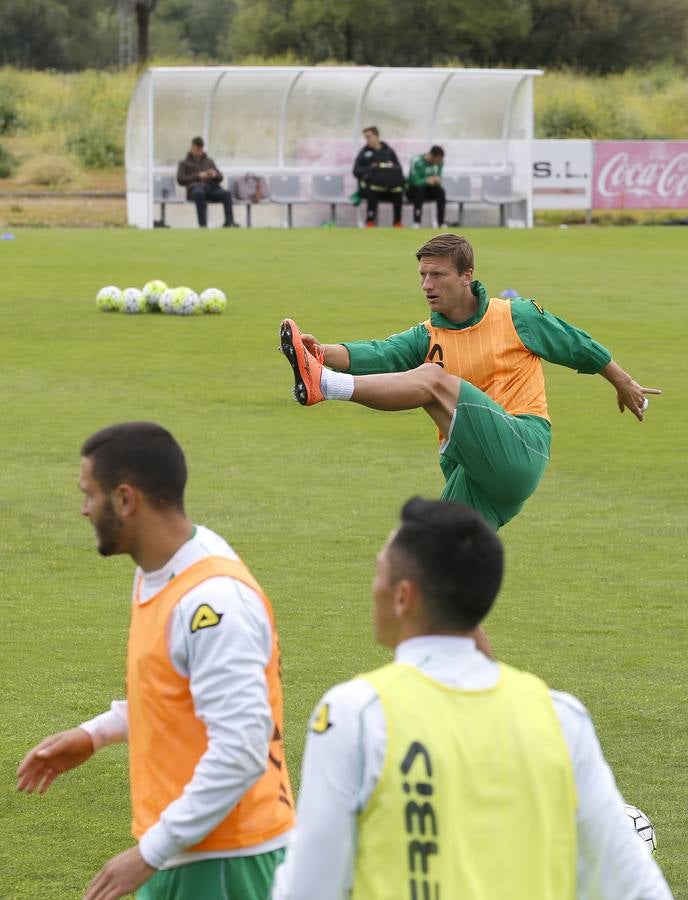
[593,141,688,208]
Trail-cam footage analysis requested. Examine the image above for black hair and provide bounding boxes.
[388,497,503,630]
[191,136,204,147]
[81,422,187,510]
[430,145,444,157]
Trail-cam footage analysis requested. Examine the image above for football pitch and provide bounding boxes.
[1,225,685,898]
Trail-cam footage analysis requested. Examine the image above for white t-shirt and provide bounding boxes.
[271,635,673,900]
[81,525,292,869]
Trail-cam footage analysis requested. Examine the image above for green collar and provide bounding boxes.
[429,280,489,330]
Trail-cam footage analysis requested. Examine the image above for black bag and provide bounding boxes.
[363,163,405,191]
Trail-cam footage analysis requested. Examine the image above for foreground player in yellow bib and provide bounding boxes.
[279,233,661,530]
[271,498,672,899]
[17,422,294,900]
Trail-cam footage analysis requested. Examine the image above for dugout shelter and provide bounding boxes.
[125,65,542,229]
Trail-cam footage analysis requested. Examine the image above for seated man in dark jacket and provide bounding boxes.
[353,126,405,228]
[176,137,237,228]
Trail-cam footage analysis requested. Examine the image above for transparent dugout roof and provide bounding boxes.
[126,66,541,226]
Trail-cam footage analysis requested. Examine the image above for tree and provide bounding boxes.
[119,0,159,66]
[0,0,116,69]
[228,0,532,67]
[156,0,235,60]
[513,0,688,72]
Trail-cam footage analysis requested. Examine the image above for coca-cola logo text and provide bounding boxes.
[596,150,688,200]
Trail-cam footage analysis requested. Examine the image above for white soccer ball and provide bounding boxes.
[159,288,174,314]
[122,287,148,314]
[96,285,123,312]
[160,286,201,316]
[624,803,657,855]
[200,288,227,314]
[142,279,168,312]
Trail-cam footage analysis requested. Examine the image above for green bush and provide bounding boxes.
[536,66,688,139]
[0,96,21,135]
[0,142,17,178]
[538,99,597,138]
[66,128,123,169]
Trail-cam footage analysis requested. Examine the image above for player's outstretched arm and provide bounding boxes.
[600,361,662,421]
[16,727,95,795]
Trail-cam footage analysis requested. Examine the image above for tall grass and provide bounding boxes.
[0,66,136,181]
[536,66,688,140]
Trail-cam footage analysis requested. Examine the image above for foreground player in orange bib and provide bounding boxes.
[17,422,294,900]
[279,233,661,530]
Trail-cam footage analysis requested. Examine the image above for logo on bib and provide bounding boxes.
[310,703,333,734]
[190,604,223,632]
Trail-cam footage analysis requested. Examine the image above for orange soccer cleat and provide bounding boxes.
[279,319,325,406]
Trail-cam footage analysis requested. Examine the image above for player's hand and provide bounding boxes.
[17,728,94,795]
[83,847,155,900]
[616,381,662,421]
[301,333,324,360]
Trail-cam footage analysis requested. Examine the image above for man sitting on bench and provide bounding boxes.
[176,137,238,228]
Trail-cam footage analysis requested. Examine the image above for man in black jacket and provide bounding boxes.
[176,137,237,228]
[353,127,404,228]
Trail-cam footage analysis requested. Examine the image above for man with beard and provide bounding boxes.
[17,422,294,900]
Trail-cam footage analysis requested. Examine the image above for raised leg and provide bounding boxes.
[351,363,460,437]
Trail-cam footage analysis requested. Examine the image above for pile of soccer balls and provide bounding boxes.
[95,280,227,315]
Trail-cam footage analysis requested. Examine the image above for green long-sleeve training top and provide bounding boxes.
[342,281,611,380]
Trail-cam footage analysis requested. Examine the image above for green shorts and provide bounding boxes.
[137,849,285,900]
[439,380,551,530]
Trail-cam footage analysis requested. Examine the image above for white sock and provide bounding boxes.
[320,368,354,400]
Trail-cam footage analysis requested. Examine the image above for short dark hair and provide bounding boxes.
[430,145,444,157]
[388,498,503,631]
[191,136,204,147]
[81,422,187,510]
[362,125,379,136]
[416,233,474,275]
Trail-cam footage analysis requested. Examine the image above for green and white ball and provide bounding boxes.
[122,287,148,314]
[200,288,227,314]
[96,285,123,312]
[159,288,174,314]
[160,286,201,316]
[142,279,168,312]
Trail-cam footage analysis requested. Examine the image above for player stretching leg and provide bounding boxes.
[279,233,661,532]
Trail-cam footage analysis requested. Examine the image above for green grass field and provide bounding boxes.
[1,226,685,898]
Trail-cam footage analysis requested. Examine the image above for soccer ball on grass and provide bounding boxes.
[624,803,657,855]
[200,288,227,314]
[96,286,123,312]
[122,287,148,314]
[142,280,168,312]
[160,286,201,316]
